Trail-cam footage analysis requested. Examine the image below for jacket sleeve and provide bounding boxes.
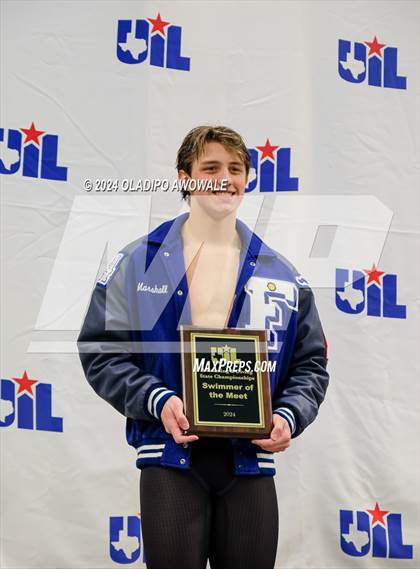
[77,253,177,421]
[272,286,329,437]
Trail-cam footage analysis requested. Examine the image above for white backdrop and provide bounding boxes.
[1,1,419,567]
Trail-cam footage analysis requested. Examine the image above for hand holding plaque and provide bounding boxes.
[180,326,273,438]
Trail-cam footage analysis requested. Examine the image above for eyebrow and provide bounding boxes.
[199,160,244,167]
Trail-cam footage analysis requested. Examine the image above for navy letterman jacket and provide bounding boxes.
[77,213,329,476]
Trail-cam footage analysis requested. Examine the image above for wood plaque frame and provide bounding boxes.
[180,326,272,438]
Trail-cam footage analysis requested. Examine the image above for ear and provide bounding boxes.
[177,170,191,204]
[178,170,190,181]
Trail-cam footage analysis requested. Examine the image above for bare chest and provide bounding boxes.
[184,244,240,328]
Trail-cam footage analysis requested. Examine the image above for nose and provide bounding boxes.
[218,168,233,189]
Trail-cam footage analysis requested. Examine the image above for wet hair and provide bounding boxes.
[176,125,250,201]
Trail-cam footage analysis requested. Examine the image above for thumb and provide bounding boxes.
[271,417,284,441]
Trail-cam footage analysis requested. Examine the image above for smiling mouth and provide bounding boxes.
[211,189,236,195]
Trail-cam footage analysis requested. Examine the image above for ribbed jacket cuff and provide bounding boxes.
[146,386,177,420]
[273,407,296,435]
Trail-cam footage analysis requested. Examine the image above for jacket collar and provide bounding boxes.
[145,212,277,260]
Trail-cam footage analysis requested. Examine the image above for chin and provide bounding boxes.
[194,195,243,218]
[208,203,240,219]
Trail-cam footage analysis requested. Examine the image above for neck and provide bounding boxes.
[182,208,240,248]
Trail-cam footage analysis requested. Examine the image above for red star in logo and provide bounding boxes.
[364,263,385,285]
[364,36,386,58]
[256,138,279,161]
[147,13,170,35]
[12,371,38,396]
[20,122,45,145]
[367,502,389,526]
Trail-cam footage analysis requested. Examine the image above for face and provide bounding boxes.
[178,142,248,219]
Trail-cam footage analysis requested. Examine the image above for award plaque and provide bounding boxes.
[180,326,272,438]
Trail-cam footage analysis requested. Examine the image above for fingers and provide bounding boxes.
[251,437,290,452]
[171,423,199,444]
[161,396,199,444]
[173,404,190,432]
[165,414,199,444]
[251,436,271,446]
[250,415,292,452]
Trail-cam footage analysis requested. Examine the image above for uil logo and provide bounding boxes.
[0,371,63,432]
[211,345,238,364]
[117,13,190,71]
[340,503,413,559]
[336,264,406,319]
[338,36,407,89]
[0,122,68,181]
[246,139,299,193]
[109,515,146,565]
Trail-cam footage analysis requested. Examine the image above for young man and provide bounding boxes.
[78,126,329,569]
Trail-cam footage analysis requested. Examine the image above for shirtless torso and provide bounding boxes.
[182,230,241,329]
